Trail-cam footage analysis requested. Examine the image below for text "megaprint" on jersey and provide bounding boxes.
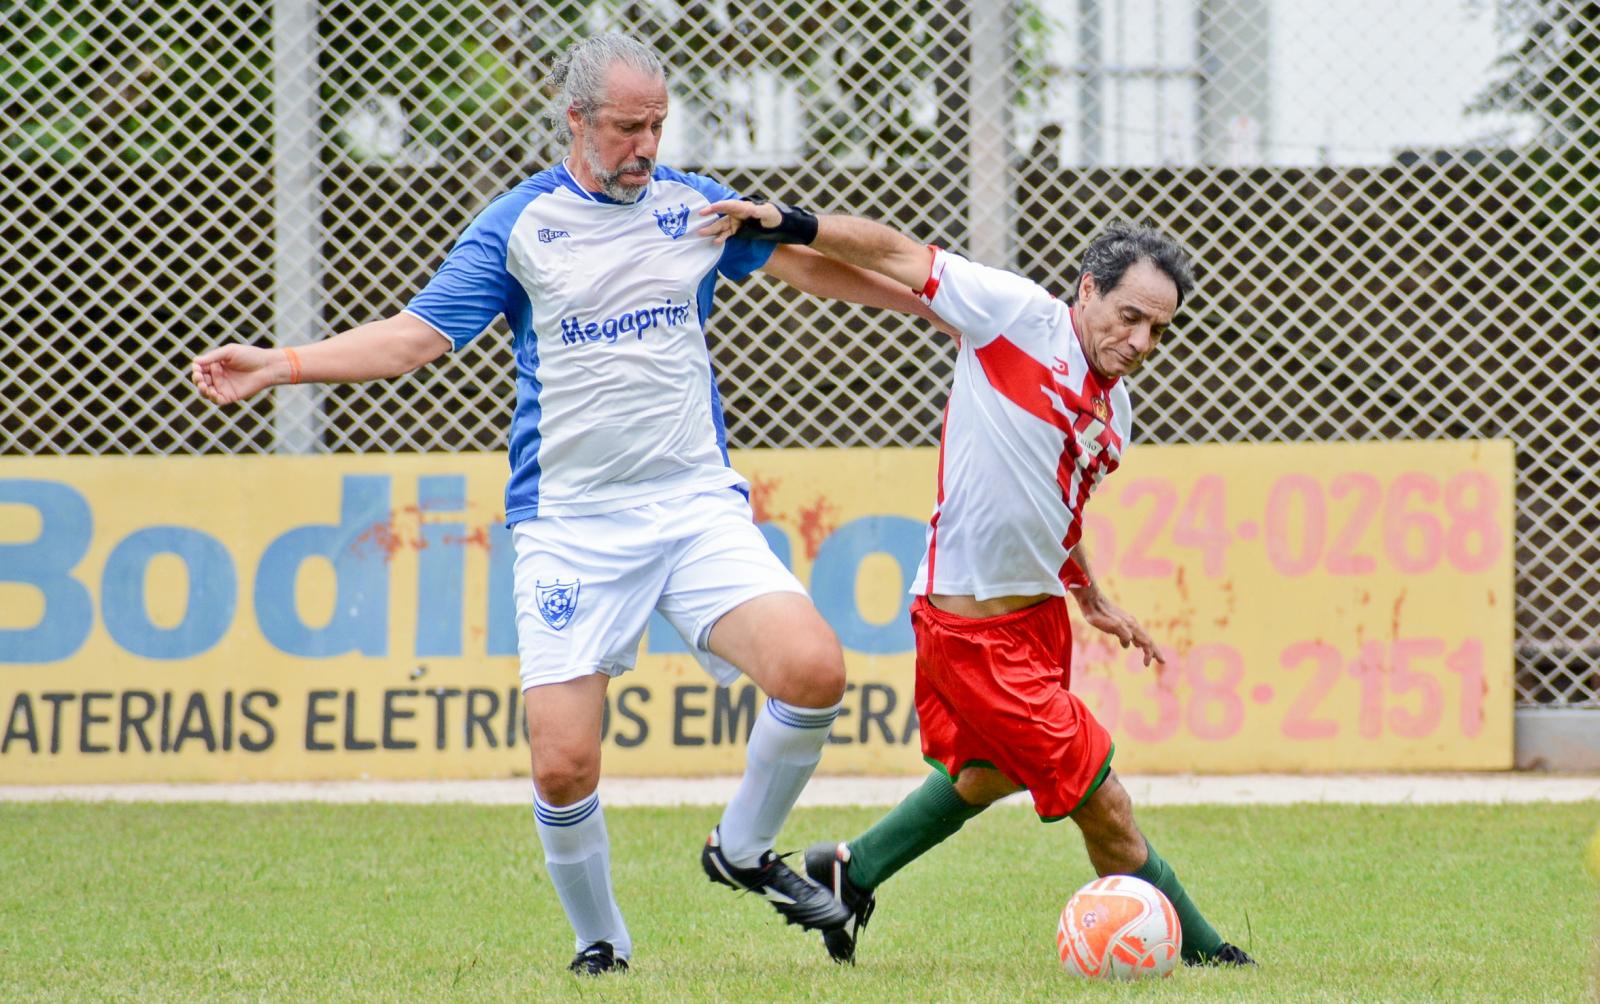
[559,297,694,346]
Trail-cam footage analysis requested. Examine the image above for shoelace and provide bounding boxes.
[755,852,815,893]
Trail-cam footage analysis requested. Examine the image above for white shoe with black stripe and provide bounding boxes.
[701,826,850,932]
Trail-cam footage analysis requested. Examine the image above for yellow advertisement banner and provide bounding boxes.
[0,441,1513,782]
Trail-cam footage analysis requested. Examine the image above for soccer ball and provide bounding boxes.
[1056,875,1182,980]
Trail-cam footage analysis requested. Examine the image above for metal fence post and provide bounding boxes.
[272,0,323,454]
[1197,0,1272,165]
[968,1,1012,268]
[1077,0,1103,166]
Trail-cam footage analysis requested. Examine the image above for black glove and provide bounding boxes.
[733,198,818,245]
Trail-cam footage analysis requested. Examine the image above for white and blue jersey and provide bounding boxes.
[404,162,775,524]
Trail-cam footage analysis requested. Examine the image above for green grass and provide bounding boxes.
[0,801,1595,1002]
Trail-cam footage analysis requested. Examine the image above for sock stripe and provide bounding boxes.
[534,793,600,827]
[536,803,598,827]
[534,793,596,818]
[535,796,597,819]
[765,699,840,730]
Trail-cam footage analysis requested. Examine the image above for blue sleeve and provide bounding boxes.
[404,194,521,350]
[718,231,777,281]
[668,169,777,282]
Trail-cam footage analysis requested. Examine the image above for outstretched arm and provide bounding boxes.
[811,215,935,293]
[758,244,950,335]
[703,201,934,301]
[708,199,1054,346]
[190,312,450,406]
[1069,544,1165,666]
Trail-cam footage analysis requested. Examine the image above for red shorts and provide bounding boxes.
[912,595,1114,821]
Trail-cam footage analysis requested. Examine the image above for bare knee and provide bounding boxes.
[954,766,1022,806]
[760,631,846,708]
[709,594,846,707]
[532,747,601,806]
[1071,772,1147,873]
[1076,772,1135,829]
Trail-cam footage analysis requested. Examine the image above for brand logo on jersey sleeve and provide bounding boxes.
[535,579,581,630]
[537,228,570,243]
[653,203,690,239]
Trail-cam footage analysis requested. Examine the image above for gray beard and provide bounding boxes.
[583,139,651,203]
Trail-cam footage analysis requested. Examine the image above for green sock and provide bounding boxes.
[844,770,988,890]
[1133,838,1225,962]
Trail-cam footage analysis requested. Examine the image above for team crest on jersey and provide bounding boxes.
[653,203,690,239]
[1091,397,1110,422]
[535,579,581,631]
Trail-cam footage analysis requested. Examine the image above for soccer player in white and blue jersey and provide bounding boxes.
[191,34,945,976]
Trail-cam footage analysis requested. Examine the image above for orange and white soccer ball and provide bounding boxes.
[1056,875,1182,980]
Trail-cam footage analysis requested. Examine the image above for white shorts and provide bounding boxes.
[511,488,807,690]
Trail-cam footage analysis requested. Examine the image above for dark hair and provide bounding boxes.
[1073,221,1195,311]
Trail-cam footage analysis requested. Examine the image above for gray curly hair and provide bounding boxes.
[546,33,666,145]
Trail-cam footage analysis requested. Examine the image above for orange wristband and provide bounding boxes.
[283,346,302,385]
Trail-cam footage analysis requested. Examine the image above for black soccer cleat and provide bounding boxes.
[568,940,629,976]
[803,840,877,965]
[1185,942,1257,967]
[701,826,850,932]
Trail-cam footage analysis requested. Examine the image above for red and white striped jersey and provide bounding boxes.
[912,248,1131,600]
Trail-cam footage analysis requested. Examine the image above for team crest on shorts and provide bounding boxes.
[653,203,690,239]
[535,579,581,631]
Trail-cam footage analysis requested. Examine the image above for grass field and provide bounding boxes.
[1,800,1594,1002]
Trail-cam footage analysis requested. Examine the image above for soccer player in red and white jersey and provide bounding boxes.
[700,201,1256,968]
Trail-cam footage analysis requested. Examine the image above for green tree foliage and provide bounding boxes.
[1472,0,1599,146]
[316,1,569,163]
[1,0,274,165]
[0,0,545,166]
[610,0,1053,163]
[2,0,1048,167]
[1470,1,1598,305]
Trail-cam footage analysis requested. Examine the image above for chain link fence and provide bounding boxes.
[3,0,1596,707]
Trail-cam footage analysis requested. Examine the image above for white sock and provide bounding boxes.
[533,791,632,959]
[716,698,841,867]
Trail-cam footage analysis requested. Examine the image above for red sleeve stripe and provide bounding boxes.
[919,245,944,301]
